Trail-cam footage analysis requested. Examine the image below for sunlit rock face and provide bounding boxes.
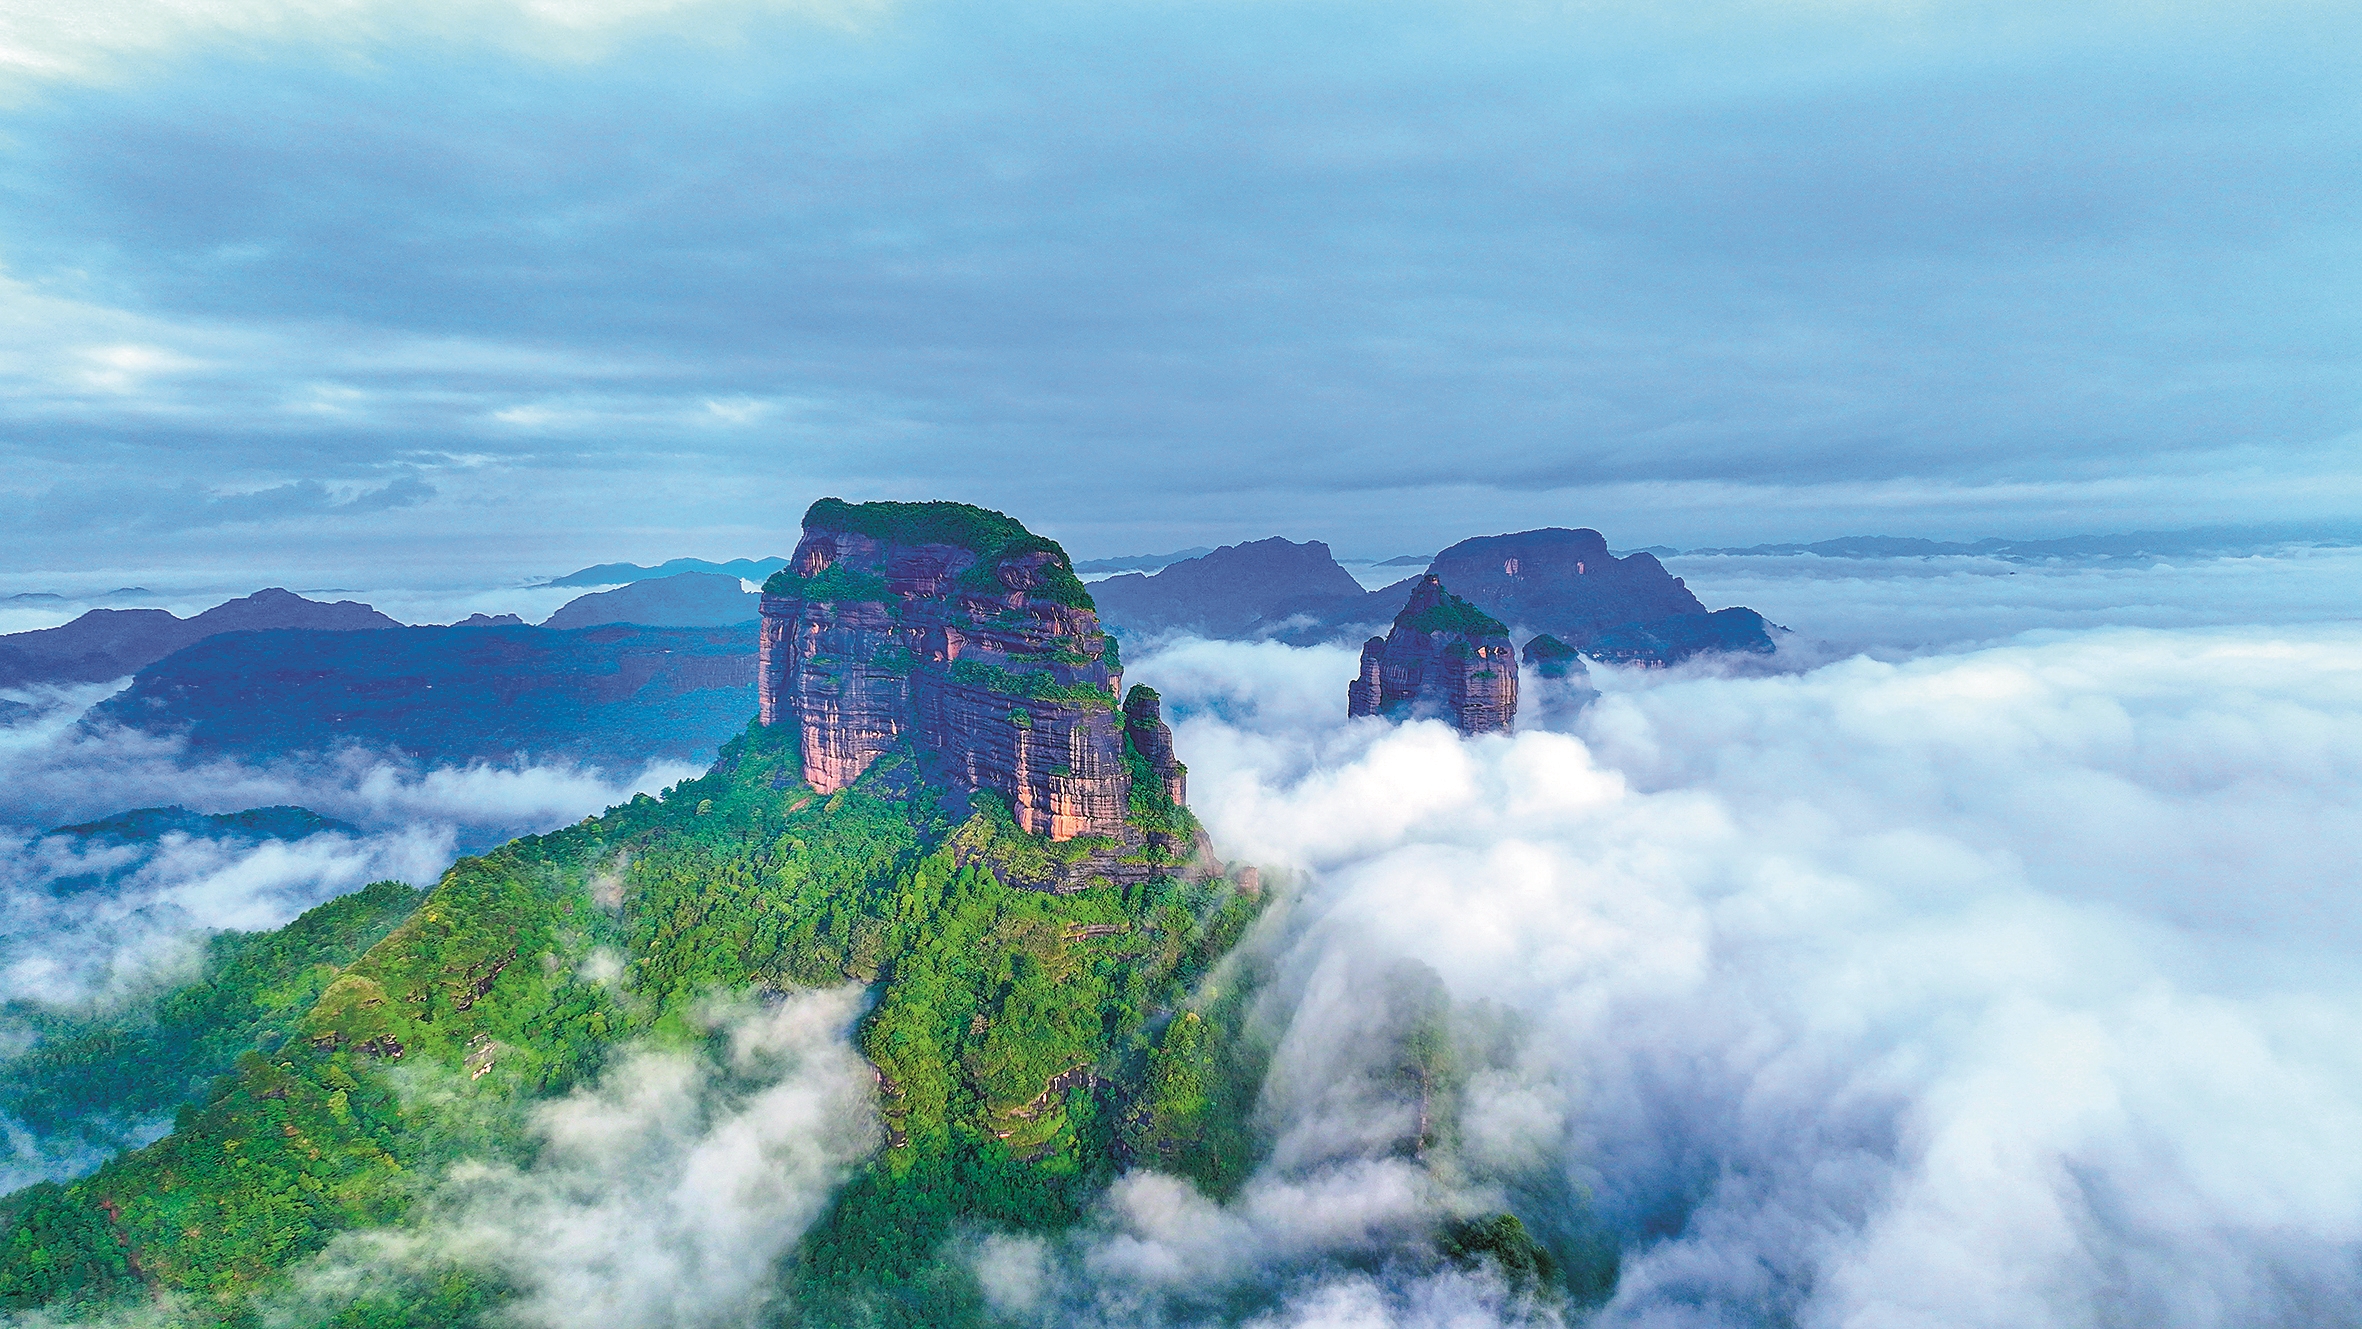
[757,500,1183,852]
[1347,574,1519,735]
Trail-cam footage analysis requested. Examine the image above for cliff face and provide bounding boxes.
[1346,575,1518,734]
[759,500,1187,858]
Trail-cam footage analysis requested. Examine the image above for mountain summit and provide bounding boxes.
[760,499,1190,883]
[1348,574,1519,733]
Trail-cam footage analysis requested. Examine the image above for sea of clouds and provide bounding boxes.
[294,595,2362,1328]
[1029,608,2362,1326]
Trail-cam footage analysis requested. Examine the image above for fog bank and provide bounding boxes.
[1084,622,2362,1326]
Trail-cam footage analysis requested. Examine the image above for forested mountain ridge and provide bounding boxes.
[2,501,1572,1326]
[0,694,1260,1326]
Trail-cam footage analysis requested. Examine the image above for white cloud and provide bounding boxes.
[1100,623,2362,1326]
[0,822,451,1005]
[1666,545,2362,656]
[0,0,889,90]
[286,987,877,1329]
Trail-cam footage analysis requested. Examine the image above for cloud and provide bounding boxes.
[282,987,877,1329]
[0,688,698,1002]
[1665,544,2362,656]
[0,0,888,89]
[0,821,452,1005]
[1080,621,2362,1326]
[2,0,2359,575]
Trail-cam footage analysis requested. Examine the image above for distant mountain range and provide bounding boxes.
[87,623,756,769]
[12,519,2340,779]
[1072,547,1213,574]
[531,556,787,588]
[0,589,400,691]
[1089,530,1775,665]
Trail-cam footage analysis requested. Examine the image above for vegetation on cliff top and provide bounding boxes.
[945,658,1115,709]
[0,712,1261,1326]
[1403,588,1508,637]
[763,499,1097,611]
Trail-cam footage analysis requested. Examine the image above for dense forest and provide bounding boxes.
[0,716,1303,1325]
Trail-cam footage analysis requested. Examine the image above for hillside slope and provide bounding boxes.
[541,572,760,629]
[0,718,1260,1325]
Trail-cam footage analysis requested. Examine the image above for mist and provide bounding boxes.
[8,555,2360,1324]
[1040,614,2362,1326]
[1666,544,2362,657]
[279,988,877,1329]
[0,686,697,1007]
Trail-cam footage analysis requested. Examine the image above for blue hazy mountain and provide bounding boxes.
[88,623,756,769]
[47,806,359,844]
[1092,530,1776,664]
[1090,538,1374,638]
[532,556,788,589]
[0,589,400,690]
[1071,547,1214,574]
[541,571,761,628]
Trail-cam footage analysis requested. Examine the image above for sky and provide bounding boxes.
[1,0,2358,586]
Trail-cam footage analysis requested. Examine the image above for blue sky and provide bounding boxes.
[2,0,2357,581]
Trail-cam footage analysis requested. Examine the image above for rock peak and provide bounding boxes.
[1347,575,1517,734]
[758,499,1191,883]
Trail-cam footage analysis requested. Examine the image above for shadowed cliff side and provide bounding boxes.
[1348,575,1519,734]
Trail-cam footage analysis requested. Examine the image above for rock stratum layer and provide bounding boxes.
[1348,575,1518,734]
[759,499,1187,868]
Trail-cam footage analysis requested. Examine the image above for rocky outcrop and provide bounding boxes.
[1123,686,1186,805]
[1520,633,1580,678]
[1347,575,1517,734]
[759,499,1188,849]
[1520,633,1600,725]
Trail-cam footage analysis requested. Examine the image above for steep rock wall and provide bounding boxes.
[1347,575,1518,735]
[758,500,1185,849]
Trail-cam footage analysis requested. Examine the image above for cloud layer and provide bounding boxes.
[1060,620,2362,1325]
[2,0,2358,577]
[285,987,877,1329]
[0,687,699,1004]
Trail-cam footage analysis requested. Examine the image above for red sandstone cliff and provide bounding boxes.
[758,500,1187,855]
[1346,575,1518,734]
